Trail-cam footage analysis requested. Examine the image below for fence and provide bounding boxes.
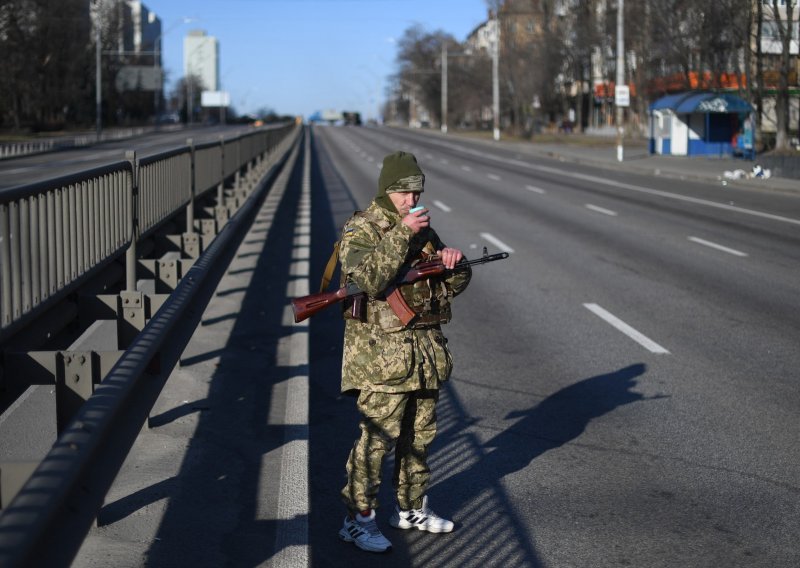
[0,122,301,566]
[0,123,295,343]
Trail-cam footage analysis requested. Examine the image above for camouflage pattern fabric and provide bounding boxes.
[385,174,424,193]
[341,389,439,513]
[339,201,471,395]
[338,186,470,514]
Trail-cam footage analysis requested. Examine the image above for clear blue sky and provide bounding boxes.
[153,0,490,120]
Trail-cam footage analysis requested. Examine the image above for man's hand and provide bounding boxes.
[402,209,430,234]
[438,247,463,269]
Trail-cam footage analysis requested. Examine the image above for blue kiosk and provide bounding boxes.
[649,92,754,158]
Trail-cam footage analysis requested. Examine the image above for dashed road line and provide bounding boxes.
[402,135,800,227]
[432,200,451,212]
[461,165,472,172]
[487,173,501,181]
[479,232,515,253]
[272,133,311,567]
[585,204,618,216]
[583,303,670,354]
[525,184,546,194]
[688,236,748,257]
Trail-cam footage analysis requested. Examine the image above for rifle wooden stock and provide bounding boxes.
[292,286,350,323]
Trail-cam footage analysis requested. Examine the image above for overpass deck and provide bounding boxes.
[72,135,311,567]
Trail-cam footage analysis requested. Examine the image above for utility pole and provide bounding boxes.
[492,13,500,141]
[441,43,448,134]
[615,0,625,162]
[95,1,102,142]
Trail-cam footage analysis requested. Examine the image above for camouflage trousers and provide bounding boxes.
[341,389,439,513]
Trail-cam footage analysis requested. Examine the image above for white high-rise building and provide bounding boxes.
[183,30,219,91]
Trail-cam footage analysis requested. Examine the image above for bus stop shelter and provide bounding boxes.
[649,92,754,157]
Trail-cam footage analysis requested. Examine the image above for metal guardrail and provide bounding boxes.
[0,163,134,336]
[0,126,174,160]
[0,123,294,343]
[0,123,303,566]
[0,140,55,159]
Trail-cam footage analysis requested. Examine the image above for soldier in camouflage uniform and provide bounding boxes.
[337,151,471,553]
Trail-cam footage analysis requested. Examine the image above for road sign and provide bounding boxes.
[615,85,630,107]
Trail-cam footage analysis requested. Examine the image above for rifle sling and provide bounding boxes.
[319,240,340,293]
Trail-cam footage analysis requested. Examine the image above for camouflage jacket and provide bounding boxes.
[339,201,471,395]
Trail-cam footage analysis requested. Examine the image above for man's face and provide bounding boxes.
[388,191,421,216]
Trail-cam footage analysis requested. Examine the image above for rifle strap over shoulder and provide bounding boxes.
[319,240,340,293]
[320,209,369,293]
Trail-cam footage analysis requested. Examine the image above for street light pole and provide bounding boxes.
[615,0,625,162]
[492,14,500,141]
[153,36,160,118]
[441,43,448,134]
[95,1,102,141]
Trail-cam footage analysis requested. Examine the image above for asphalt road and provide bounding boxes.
[305,125,800,567]
[13,123,798,567]
[0,124,254,190]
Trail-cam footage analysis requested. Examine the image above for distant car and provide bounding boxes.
[156,112,180,125]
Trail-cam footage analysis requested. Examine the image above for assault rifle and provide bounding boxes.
[291,248,510,324]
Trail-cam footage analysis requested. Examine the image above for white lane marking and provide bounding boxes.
[432,200,451,212]
[487,173,501,181]
[584,303,670,354]
[272,132,311,567]
[553,171,800,227]
[525,184,546,194]
[688,236,748,257]
[479,232,515,253]
[441,158,449,165]
[585,204,618,216]
[405,135,800,227]
[461,165,472,172]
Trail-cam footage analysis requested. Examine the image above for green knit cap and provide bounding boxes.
[375,151,425,212]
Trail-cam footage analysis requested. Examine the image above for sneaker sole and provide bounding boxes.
[389,519,454,533]
[338,530,392,553]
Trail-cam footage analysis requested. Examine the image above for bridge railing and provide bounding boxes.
[0,123,295,343]
[0,163,134,335]
[0,125,304,567]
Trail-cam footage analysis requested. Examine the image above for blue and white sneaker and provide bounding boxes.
[389,496,454,533]
[338,510,392,553]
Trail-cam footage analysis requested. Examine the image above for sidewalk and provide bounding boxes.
[427,129,799,194]
[71,137,308,567]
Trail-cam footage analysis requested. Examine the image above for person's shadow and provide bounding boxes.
[447,363,655,485]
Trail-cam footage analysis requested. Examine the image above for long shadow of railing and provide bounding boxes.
[97,133,311,566]
[95,124,654,567]
[305,128,420,567]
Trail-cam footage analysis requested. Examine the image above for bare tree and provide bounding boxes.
[391,25,460,127]
[764,0,798,151]
[171,74,206,124]
[0,0,92,130]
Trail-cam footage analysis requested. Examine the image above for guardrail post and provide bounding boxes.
[215,137,228,223]
[181,139,200,259]
[186,138,195,234]
[125,151,139,293]
[19,198,31,316]
[119,151,146,348]
[0,204,11,327]
[56,351,96,432]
